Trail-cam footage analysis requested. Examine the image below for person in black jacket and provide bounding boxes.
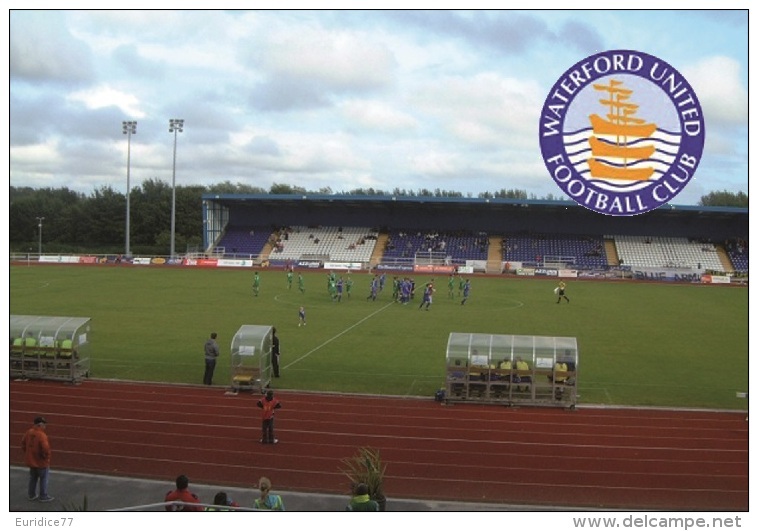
[271,328,281,378]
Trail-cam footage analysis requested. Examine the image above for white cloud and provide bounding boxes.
[408,149,464,177]
[67,86,145,118]
[10,141,63,177]
[259,26,396,92]
[411,73,542,149]
[10,11,93,83]
[340,100,419,132]
[683,55,747,126]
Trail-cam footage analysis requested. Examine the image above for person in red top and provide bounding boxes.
[164,474,202,511]
[257,389,282,444]
[21,416,53,502]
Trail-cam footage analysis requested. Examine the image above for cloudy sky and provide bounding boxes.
[7,7,749,205]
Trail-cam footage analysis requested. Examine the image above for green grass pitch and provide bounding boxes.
[9,265,748,410]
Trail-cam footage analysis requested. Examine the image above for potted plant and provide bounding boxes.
[341,446,387,511]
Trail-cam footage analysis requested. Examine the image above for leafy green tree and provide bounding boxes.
[698,190,748,208]
[206,181,266,194]
[81,186,125,247]
[130,179,172,247]
[492,189,528,199]
[9,187,84,244]
[269,183,307,195]
[175,185,204,250]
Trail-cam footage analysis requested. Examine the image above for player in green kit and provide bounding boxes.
[252,271,261,297]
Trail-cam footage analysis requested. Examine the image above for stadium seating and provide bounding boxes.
[611,235,724,270]
[213,223,744,274]
[214,226,273,257]
[725,239,748,273]
[270,226,379,262]
[382,230,489,262]
[502,233,608,269]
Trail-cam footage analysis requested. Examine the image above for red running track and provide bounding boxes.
[9,379,748,510]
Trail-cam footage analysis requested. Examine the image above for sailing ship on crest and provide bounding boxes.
[587,79,657,181]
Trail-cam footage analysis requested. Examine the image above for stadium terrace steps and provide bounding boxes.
[715,246,735,272]
[370,233,389,266]
[604,238,620,266]
[486,235,503,273]
[487,235,502,263]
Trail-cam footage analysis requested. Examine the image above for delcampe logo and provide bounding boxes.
[539,50,705,216]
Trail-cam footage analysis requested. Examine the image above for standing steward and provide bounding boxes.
[257,389,282,444]
[203,332,220,385]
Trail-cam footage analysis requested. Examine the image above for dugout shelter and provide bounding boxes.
[229,324,273,393]
[10,315,92,384]
[445,332,578,408]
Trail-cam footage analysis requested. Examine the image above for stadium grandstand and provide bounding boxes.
[200,194,747,280]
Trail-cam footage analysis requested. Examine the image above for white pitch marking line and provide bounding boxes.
[284,301,394,370]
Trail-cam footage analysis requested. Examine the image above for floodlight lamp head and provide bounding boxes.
[169,118,184,133]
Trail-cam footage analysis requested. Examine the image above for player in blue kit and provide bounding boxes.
[461,278,471,305]
[418,281,435,310]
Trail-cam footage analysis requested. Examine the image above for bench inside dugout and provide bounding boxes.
[444,332,578,409]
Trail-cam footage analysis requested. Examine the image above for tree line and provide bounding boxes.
[9,181,748,255]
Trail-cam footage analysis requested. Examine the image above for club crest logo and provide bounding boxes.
[539,50,705,216]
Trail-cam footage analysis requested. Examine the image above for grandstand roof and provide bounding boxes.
[202,193,747,223]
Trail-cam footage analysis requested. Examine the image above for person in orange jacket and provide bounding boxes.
[21,416,53,502]
[257,389,282,444]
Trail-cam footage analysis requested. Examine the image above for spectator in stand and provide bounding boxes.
[254,476,285,510]
[164,474,202,511]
